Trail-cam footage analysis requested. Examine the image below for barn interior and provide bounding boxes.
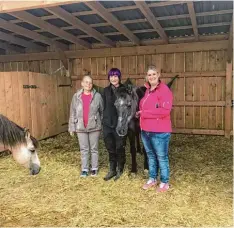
[0,1,233,227]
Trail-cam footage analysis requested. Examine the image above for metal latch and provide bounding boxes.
[58,84,72,87]
[23,85,38,89]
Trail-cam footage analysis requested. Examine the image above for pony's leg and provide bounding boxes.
[128,130,137,173]
[135,131,142,154]
[143,146,149,170]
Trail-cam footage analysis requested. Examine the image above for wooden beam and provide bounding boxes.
[0,40,228,63]
[225,61,233,138]
[71,71,226,80]
[173,129,224,136]
[0,18,68,50]
[0,0,79,13]
[85,1,140,45]
[135,1,168,43]
[46,6,115,47]
[107,5,138,12]
[0,41,25,53]
[148,1,186,8]
[196,9,233,17]
[187,2,199,41]
[0,31,46,52]
[10,11,91,49]
[227,19,233,63]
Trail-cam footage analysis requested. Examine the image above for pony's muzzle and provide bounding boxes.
[30,163,41,175]
[116,128,128,137]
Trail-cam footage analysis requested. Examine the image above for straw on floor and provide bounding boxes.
[0,133,232,227]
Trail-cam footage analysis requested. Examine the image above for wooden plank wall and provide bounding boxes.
[0,60,67,77]
[0,48,232,137]
[0,71,72,140]
[71,50,232,136]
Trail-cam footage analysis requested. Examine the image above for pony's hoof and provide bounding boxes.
[129,172,137,179]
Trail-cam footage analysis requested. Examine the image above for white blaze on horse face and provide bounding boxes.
[11,145,31,168]
[31,150,40,167]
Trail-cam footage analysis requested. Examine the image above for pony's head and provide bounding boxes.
[0,115,41,175]
[114,85,138,137]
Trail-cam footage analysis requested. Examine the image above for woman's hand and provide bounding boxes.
[135,111,142,118]
[69,132,75,137]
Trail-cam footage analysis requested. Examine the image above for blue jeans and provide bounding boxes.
[141,131,171,183]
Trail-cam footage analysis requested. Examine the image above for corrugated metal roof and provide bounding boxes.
[106,34,129,41]
[26,8,52,17]
[0,49,5,54]
[60,2,91,13]
[197,14,232,25]
[194,1,233,13]
[111,9,145,21]
[81,37,100,44]
[33,41,49,47]
[199,25,230,35]
[135,31,159,40]
[125,22,153,31]
[16,22,40,30]
[57,39,73,45]
[94,26,118,34]
[150,3,189,17]
[14,34,33,41]
[65,29,86,36]
[166,29,194,38]
[159,18,191,28]
[0,13,17,21]
[0,28,13,34]
[77,14,106,24]
[46,18,71,27]
[38,31,58,38]
[100,1,135,9]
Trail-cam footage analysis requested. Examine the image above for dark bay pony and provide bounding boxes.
[114,76,178,173]
[0,114,41,175]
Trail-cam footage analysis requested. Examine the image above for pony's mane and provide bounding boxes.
[0,114,38,148]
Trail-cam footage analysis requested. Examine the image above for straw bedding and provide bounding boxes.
[0,133,232,227]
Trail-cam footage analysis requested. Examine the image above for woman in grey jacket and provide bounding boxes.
[68,75,103,177]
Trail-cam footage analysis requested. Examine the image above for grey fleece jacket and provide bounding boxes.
[68,89,103,133]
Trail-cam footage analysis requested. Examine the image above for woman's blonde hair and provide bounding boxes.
[145,65,161,82]
[82,75,93,83]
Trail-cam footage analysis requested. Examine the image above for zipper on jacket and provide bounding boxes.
[140,92,150,130]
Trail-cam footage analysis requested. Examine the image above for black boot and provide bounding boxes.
[104,161,117,181]
[113,168,124,181]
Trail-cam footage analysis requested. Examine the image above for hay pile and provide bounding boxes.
[0,133,233,227]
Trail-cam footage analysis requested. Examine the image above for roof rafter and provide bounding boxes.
[135,1,168,43]
[187,1,199,41]
[227,18,233,63]
[0,40,25,53]
[0,18,68,50]
[10,11,91,49]
[85,1,140,45]
[0,0,79,13]
[0,29,46,52]
[46,6,115,47]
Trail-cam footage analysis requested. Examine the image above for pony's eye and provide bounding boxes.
[29,149,35,153]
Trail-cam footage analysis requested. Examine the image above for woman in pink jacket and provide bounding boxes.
[137,65,173,192]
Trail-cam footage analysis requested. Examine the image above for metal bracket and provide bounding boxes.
[23,85,38,89]
[58,84,72,87]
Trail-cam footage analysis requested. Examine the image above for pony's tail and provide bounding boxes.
[167,75,179,89]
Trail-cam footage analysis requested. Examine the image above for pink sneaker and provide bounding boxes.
[157,182,169,192]
[142,179,157,190]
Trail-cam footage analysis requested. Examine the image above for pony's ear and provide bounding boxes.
[24,128,31,140]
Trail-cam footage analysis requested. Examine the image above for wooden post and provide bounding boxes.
[225,61,233,138]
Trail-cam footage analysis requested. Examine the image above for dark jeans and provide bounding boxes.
[141,131,171,183]
[103,125,127,170]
